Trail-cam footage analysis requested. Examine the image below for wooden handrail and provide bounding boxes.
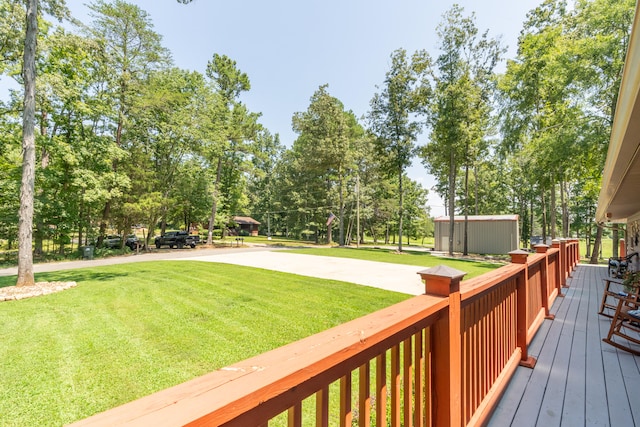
[70,294,447,426]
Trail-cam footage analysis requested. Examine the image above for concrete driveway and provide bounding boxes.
[0,247,426,295]
[180,251,426,295]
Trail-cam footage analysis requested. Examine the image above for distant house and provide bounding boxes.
[434,215,520,254]
[232,216,261,236]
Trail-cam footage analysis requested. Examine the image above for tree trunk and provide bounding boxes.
[529,198,534,245]
[550,179,557,239]
[474,162,479,215]
[590,224,603,264]
[34,222,44,257]
[339,177,345,246]
[541,189,548,245]
[16,0,38,287]
[206,157,223,245]
[586,206,592,258]
[463,160,469,256]
[345,216,352,245]
[385,222,389,244]
[397,166,403,253]
[34,111,49,257]
[448,151,456,256]
[77,202,84,255]
[612,224,619,259]
[561,180,569,237]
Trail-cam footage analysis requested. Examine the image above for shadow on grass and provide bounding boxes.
[0,269,134,289]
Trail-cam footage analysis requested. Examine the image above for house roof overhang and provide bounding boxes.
[233,216,261,225]
[596,1,640,223]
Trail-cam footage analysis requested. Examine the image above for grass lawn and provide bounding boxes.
[238,234,435,248]
[286,247,501,279]
[0,261,410,426]
[579,238,614,262]
[237,234,332,247]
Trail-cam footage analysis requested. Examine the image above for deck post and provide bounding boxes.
[552,239,564,293]
[509,250,537,369]
[566,239,575,272]
[560,238,571,282]
[535,244,555,320]
[572,238,580,267]
[418,265,466,427]
[569,239,575,270]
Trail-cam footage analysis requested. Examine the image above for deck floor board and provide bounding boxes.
[488,264,640,427]
[562,265,588,427]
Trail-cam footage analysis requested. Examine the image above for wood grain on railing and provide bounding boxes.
[526,255,546,343]
[70,294,447,427]
[460,273,517,425]
[548,248,561,301]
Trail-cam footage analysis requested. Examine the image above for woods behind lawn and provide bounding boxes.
[0,252,500,426]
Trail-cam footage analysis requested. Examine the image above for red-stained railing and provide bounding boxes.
[69,240,580,427]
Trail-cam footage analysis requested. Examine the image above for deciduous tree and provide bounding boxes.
[291,85,361,245]
[421,5,501,255]
[368,48,431,252]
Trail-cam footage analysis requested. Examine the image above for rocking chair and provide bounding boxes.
[608,252,639,279]
[602,283,640,356]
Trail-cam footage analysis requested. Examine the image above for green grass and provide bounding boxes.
[238,234,336,247]
[237,234,435,248]
[0,261,409,426]
[286,247,501,279]
[579,238,613,262]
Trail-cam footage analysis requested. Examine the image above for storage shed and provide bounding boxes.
[434,215,519,255]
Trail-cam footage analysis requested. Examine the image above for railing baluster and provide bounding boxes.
[340,372,352,427]
[359,363,371,427]
[391,344,401,427]
[414,330,424,427]
[403,337,414,427]
[316,386,329,427]
[471,299,478,415]
[376,353,387,427]
[288,403,301,427]
[490,290,497,385]
[481,296,488,400]
[464,300,472,422]
[424,327,432,427]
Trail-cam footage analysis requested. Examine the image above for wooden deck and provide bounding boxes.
[488,263,640,426]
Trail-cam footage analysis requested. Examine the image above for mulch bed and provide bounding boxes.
[0,281,77,302]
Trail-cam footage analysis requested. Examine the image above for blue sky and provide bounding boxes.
[28,0,546,216]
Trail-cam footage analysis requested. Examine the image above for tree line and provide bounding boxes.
[0,0,634,286]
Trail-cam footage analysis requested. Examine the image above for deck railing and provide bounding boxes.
[70,239,580,427]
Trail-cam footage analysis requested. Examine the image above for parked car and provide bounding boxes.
[154,231,198,249]
[103,235,123,249]
[103,234,141,250]
[125,235,141,250]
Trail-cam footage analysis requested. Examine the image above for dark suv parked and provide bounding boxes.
[154,231,198,249]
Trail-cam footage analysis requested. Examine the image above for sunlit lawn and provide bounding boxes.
[286,246,502,279]
[240,234,435,248]
[0,261,410,426]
